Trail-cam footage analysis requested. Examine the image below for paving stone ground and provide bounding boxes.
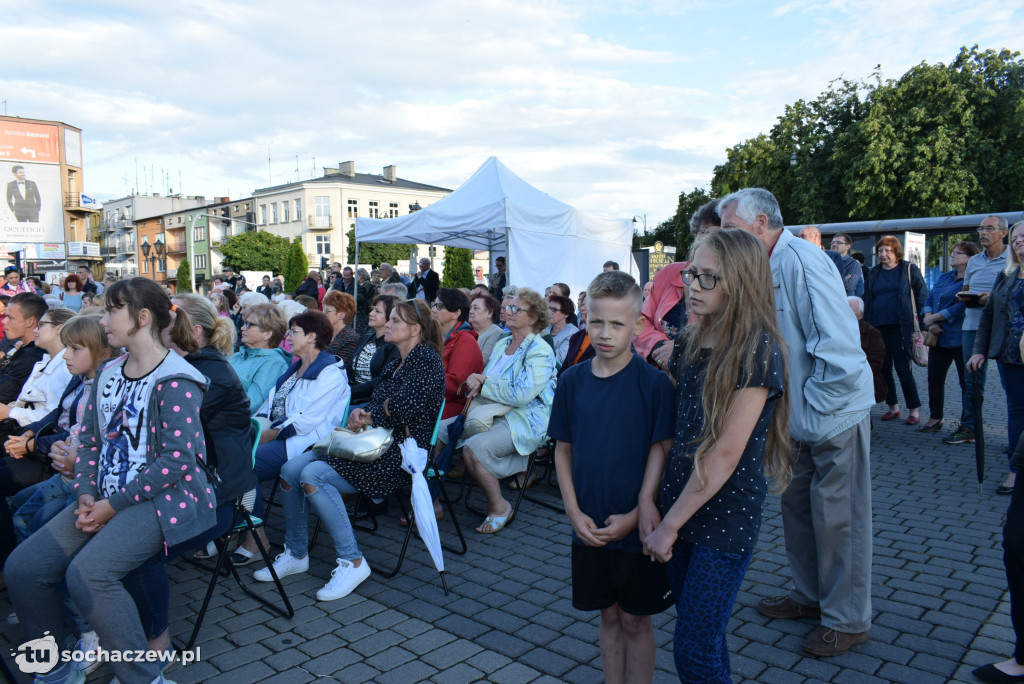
[0,363,1016,683]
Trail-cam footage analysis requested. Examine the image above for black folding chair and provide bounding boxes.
[180,419,294,651]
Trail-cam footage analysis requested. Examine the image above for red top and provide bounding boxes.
[442,326,483,419]
[633,262,690,363]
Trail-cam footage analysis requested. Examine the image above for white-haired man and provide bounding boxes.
[719,188,875,657]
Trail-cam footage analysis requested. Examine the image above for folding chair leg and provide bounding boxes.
[437,476,467,556]
[230,511,295,618]
[180,511,239,651]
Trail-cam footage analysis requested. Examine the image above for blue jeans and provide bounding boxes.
[962,329,988,431]
[253,439,289,518]
[666,541,752,683]
[280,451,360,562]
[1000,362,1024,472]
[13,475,76,542]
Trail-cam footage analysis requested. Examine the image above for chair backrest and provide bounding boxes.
[340,398,352,428]
[429,400,445,448]
[249,417,262,466]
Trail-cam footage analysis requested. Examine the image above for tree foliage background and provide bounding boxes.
[284,238,308,292]
[175,257,192,293]
[219,231,292,273]
[440,247,475,289]
[707,46,1024,225]
[345,228,414,269]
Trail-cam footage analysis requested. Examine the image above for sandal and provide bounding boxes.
[476,503,513,534]
[193,541,219,560]
[230,546,259,566]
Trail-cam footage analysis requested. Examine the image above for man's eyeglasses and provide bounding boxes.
[978,226,1001,233]
[682,270,722,290]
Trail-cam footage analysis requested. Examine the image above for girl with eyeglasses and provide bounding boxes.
[642,229,791,682]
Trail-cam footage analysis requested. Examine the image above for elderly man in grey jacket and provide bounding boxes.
[719,188,875,658]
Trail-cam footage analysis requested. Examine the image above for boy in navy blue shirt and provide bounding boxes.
[550,271,675,684]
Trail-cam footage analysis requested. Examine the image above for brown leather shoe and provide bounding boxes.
[800,625,869,657]
[756,595,821,620]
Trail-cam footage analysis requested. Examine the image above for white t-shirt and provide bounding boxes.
[96,361,160,498]
[487,346,518,378]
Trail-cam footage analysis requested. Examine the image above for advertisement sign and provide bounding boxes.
[64,128,82,168]
[0,121,60,164]
[1,161,64,242]
[903,232,926,274]
[68,241,100,257]
[24,243,66,260]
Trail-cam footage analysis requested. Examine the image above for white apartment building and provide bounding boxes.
[250,162,451,275]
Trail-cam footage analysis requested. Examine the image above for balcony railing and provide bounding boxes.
[167,269,178,279]
[165,241,187,254]
[307,215,332,230]
[117,242,136,254]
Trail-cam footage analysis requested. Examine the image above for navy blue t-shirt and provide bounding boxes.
[659,334,784,555]
[548,354,675,553]
[869,266,902,327]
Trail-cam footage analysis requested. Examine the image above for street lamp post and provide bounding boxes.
[140,239,165,282]
[632,214,647,234]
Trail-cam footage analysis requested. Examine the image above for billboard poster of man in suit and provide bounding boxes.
[6,165,41,222]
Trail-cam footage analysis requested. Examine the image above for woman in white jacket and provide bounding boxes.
[0,307,75,428]
[233,310,350,563]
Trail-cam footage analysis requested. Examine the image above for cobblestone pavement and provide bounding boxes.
[0,364,1015,683]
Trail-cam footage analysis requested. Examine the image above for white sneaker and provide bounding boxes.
[253,550,309,582]
[316,558,371,601]
[73,631,101,673]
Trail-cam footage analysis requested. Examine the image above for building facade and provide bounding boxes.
[250,162,450,275]
[0,115,101,278]
[98,194,205,278]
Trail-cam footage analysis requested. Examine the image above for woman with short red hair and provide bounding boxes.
[863,235,928,425]
[59,274,84,312]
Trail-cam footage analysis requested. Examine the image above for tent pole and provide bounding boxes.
[354,240,360,313]
[504,226,510,287]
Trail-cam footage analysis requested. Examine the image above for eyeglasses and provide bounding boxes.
[37,321,59,328]
[830,240,849,246]
[503,304,525,315]
[549,307,561,314]
[241,320,257,328]
[323,307,338,315]
[682,270,722,290]
[978,226,1001,233]
[3,267,18,275]
[430,302,443,310]
[286,328,305,337]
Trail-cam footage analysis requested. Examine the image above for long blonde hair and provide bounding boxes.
[678,228,792,492]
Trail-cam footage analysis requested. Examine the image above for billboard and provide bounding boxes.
[1,161,64,242]
[0,121,60,164]
[64,128,82,168]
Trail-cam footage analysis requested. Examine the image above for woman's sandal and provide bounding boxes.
[230,546,259,566]
[476,503,513,534]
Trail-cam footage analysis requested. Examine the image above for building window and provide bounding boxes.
[271,203,278,224]
[260,205,267,224]
[316,235,331,255]
[158,259,166,272]
[389,202,399,218]
[194,224,206,241]
[295,198,301,219]
[347,199,358,218]
[314,197,330,227]
[283,201,290,223]
[429,246,437,257]
[195,253,207,270]
[142,260,149,274]
[369,201,379,218]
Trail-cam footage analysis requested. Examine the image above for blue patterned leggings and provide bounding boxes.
[665,541,752,683]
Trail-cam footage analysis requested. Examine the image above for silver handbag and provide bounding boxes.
[311,426,394,464]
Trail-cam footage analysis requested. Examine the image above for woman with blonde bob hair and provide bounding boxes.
[232,303,291,413]
[438,287,556,534]
[642,229,791,682]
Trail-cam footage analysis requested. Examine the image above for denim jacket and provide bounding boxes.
[770,229,874,445]
[480,332,557,455]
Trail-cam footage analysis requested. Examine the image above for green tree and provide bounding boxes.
[284,238,307,292]
[175,257,192,293]
[670,187,716,260]
[345,228,413,268]
[440,246,474,289]
[219,231,292,273]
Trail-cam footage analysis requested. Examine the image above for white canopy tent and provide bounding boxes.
[354,157,636,301]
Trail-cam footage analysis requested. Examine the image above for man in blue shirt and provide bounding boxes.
[945,218,1010,455]
[830,233,865,297]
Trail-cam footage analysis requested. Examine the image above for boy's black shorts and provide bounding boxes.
[571,544,673,616]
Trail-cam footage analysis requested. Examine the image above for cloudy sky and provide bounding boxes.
[3,0,1022,227]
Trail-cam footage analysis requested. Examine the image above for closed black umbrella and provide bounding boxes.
[974,376,985,486]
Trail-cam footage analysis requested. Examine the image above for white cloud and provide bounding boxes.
[1,0,1021,226]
